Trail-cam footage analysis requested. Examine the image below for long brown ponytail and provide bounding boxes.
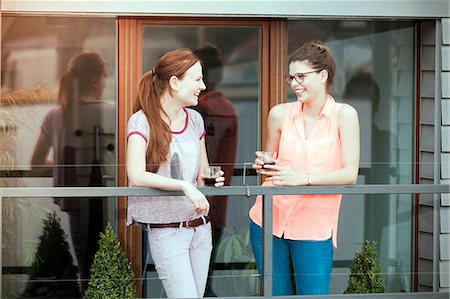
[133,48,200,171]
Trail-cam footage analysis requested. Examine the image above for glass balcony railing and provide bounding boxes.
[1,184,449,299]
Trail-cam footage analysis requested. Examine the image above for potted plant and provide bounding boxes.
[344,240,386,294]
[83,223,137,299]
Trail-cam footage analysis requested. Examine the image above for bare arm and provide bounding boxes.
[126,134,210,214]
[30,131,53,176]
[265,104,285,152]
[197,137,209,186]
[253,104,285,170]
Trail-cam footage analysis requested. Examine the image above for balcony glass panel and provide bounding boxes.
[1,15,117,297]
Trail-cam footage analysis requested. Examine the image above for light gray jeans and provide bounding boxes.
[147,222,213,298]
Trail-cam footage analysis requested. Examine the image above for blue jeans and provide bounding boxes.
[249,221,333,295]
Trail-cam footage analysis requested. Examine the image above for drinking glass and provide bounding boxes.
[258,151,277,169]
[202,166,222,186]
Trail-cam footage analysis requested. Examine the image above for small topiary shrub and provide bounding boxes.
[344,240,386,294]
[83,223,137,299]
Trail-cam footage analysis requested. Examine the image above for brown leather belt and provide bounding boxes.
[148,216,209,229]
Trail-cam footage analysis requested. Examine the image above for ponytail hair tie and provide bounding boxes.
[152,67,158,77]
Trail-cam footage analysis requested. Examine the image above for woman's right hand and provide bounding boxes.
[181,182,210,216]
[252,151,265,173]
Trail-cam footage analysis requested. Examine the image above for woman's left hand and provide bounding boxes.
[262,164,306,186]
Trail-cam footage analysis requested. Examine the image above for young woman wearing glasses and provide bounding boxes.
[249,40,360,295]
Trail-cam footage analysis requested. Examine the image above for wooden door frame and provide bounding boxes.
[117,16,287,292]
[117,17,142,289]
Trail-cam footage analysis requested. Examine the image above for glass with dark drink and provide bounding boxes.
[202,166,221,186]
[204,177,217,186]
[262,161,276,169]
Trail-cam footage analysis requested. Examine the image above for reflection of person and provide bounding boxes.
[126,48,225,298]
[343,70,391,261]
[30,51,114,294]
[249,40,360,295]
[192,44,238,297]
[343,70,388,182]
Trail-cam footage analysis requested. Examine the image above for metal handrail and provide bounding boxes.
[1,184,449,198]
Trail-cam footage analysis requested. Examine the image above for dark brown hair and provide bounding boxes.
[58,52,106,114]
[133,48,200,171]
[288,40,336,89]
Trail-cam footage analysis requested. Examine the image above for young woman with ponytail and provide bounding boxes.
[126,48,225,298]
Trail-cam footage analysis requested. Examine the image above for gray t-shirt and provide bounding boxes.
[126,108,206,225]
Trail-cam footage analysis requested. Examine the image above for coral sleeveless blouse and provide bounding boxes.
[249,95,343,248]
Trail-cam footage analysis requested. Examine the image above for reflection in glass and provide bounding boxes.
[288,20,415,293]
[22,211,80,298]
[1,16,116,298]
[29,51,114,294]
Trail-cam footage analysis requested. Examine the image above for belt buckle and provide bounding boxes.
[185,219,193,228]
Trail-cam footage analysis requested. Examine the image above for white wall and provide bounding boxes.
[2,0,449,18]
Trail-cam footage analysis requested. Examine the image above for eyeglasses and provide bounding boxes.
[284,70,319,85]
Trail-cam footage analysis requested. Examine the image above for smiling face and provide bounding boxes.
[288,60,327,104]
[172,61,206,107]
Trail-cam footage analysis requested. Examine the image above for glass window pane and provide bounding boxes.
[1,16,117,297]
[141,25,260,297]
[288,20,415,294]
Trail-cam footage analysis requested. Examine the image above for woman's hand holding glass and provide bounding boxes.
[253,151,309,186]
[201,166,225,187]
[253,151,277,173]
[263,164,310,186]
